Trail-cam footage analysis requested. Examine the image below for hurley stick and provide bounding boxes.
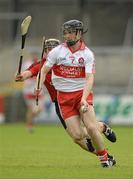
[36,36,46,105]
[17,16,32,74]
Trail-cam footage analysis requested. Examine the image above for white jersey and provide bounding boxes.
[45,41,95,92]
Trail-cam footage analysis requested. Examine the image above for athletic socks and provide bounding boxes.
[97,149,109,167]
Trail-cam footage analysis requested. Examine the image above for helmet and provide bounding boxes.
[62,20,83,33]
[45,38,60,50]
[62,20,85,46]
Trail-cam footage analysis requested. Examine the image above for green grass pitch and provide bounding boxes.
[0,123,133,179]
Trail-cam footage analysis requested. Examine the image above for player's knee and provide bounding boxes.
[72,131,85,143]
[87,124,97,135]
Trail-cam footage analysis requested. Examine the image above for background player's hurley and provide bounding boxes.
[36,36,46,105]
[17,16,32,75]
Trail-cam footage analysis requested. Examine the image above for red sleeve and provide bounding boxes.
[27,59,45,77]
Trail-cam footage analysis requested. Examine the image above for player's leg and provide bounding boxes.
[98,121,116,142]
[55,100,116,143]
[23,97,34,132]
[64,115,90,149]
[26,106,33,130]
[55,104,92,152]
[66,120,96,153]
[80,118,117,143]
[81,105,116,167]
[54,101,96,153]
[25,98,43,133]
[54,100,116,157]
[67,121,116,165]
[64,115,115,165]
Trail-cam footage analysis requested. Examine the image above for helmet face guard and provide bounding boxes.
[62,20,85,46]
[45,39,60,51]
[63,20,83,33]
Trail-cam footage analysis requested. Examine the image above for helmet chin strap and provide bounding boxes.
[67,40,78,46]
[67,37,81,46]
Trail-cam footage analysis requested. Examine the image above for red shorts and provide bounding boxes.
[57,90,93,120]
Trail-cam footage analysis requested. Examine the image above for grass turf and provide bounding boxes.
[0,123,133,179]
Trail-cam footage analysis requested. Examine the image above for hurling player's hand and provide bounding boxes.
[34,87,42,97]
[34,87,42,106]
[15,74,24,82]
[80,98,88,113]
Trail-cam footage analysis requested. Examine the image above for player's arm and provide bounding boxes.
[35,48,58,90]
[28,59,45,77]
[35,48,58,95]
[81,50,95,107]
[35,63,51,90]
[81,73,94,106]
[15,60,44,81]
[15,70,32,81]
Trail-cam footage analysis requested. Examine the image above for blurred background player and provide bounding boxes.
[15,38,116,155]
[21,52,45,132]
